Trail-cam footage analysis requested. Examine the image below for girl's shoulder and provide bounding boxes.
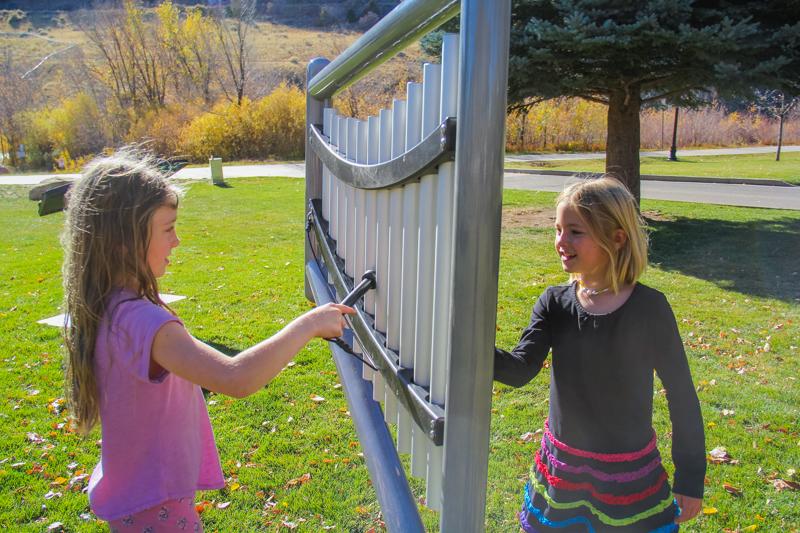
[543,282,573,299]
[629,282,670,306]
[106,289,176,330]
[538,282,575,311]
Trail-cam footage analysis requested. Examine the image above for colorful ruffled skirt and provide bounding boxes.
[520,420,679,533]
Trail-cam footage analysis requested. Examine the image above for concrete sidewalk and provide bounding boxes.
[0,162,305,186]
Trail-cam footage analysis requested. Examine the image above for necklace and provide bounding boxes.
[578,281,610,297]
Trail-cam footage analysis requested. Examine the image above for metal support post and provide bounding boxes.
[440,0,511,531]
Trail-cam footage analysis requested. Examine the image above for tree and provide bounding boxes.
[81,0,170,112]
[156,1,218,105]
[755,89,799,161]
[212,0,256,106]
[0,50,40,167]
[507,0,800,201]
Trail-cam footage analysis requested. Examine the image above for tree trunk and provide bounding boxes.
[776,112,784,162]
[606,87,642,203]
[669,107,679,161]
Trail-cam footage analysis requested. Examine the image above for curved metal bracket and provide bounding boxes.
[308,117,456,190]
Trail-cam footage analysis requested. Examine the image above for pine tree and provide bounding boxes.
[506,1,795,199]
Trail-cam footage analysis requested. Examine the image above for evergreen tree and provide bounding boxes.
[507,1,800,200]
[421,2,800,200]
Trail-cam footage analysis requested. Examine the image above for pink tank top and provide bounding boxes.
[88,289,224,521]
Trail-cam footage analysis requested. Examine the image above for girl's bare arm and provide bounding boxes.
[151,303,353,398]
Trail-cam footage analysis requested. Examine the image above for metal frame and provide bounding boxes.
[440,1,511,529]
[304,0,511,530]
[309,0,459,100]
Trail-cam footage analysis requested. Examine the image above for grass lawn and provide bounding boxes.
[506,152,800,185]
[1,178,798,531]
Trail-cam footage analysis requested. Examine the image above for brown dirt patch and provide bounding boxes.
[503,207,554,229]
[641,210,676,222]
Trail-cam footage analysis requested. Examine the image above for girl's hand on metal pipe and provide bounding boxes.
[304,302,355,339]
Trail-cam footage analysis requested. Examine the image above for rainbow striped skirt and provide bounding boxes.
[519,420,679,533]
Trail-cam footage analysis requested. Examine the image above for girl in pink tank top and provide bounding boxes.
[62,148,354,530]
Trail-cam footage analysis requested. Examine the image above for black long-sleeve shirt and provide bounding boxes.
[494,282,706,498]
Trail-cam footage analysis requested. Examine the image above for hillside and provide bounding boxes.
[0,2,426,168]
[0,1,402,27]
[0,3,423,108]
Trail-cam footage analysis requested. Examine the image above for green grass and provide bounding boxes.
[506,152,800,185]
[1,179,799,531]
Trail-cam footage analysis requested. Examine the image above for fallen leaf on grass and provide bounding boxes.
[27,432,44,444]
[69,474,89,489]
[708,447,738,464]
[702,507,718,515]
[285,473,311,489]
[216,501,231,509]
[47,398,65,415]
[773,478,800,491]
[228,482,241,491]
[281,520,298,529]
[44,490,62,499]
[195,500,213,513]
[723,482,742,496]
[310,395,326,403]
[47,523,64,531]
[519,429,542,443]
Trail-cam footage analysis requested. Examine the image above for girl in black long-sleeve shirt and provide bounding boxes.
[495,177,705,532]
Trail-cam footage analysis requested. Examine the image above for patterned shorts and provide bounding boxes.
[108,497,202,533]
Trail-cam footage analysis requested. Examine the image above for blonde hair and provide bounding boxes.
[556,176,648,293]
[61,148,180,435]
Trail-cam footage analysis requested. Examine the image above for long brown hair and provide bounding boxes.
[61,148,179,435]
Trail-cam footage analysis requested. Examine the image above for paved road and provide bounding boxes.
[4,160,798,210]
[504,172,800,210]
[506,145,800,161]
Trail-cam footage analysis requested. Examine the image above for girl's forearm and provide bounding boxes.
[226,315,318,397]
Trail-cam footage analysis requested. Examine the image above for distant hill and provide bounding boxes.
[1,1,402,27]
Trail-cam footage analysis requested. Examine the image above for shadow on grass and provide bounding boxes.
[647,215,800,302]
[202,340,238,356]
[197,340,239,398]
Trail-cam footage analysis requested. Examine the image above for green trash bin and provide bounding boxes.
[209,157,224,185]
